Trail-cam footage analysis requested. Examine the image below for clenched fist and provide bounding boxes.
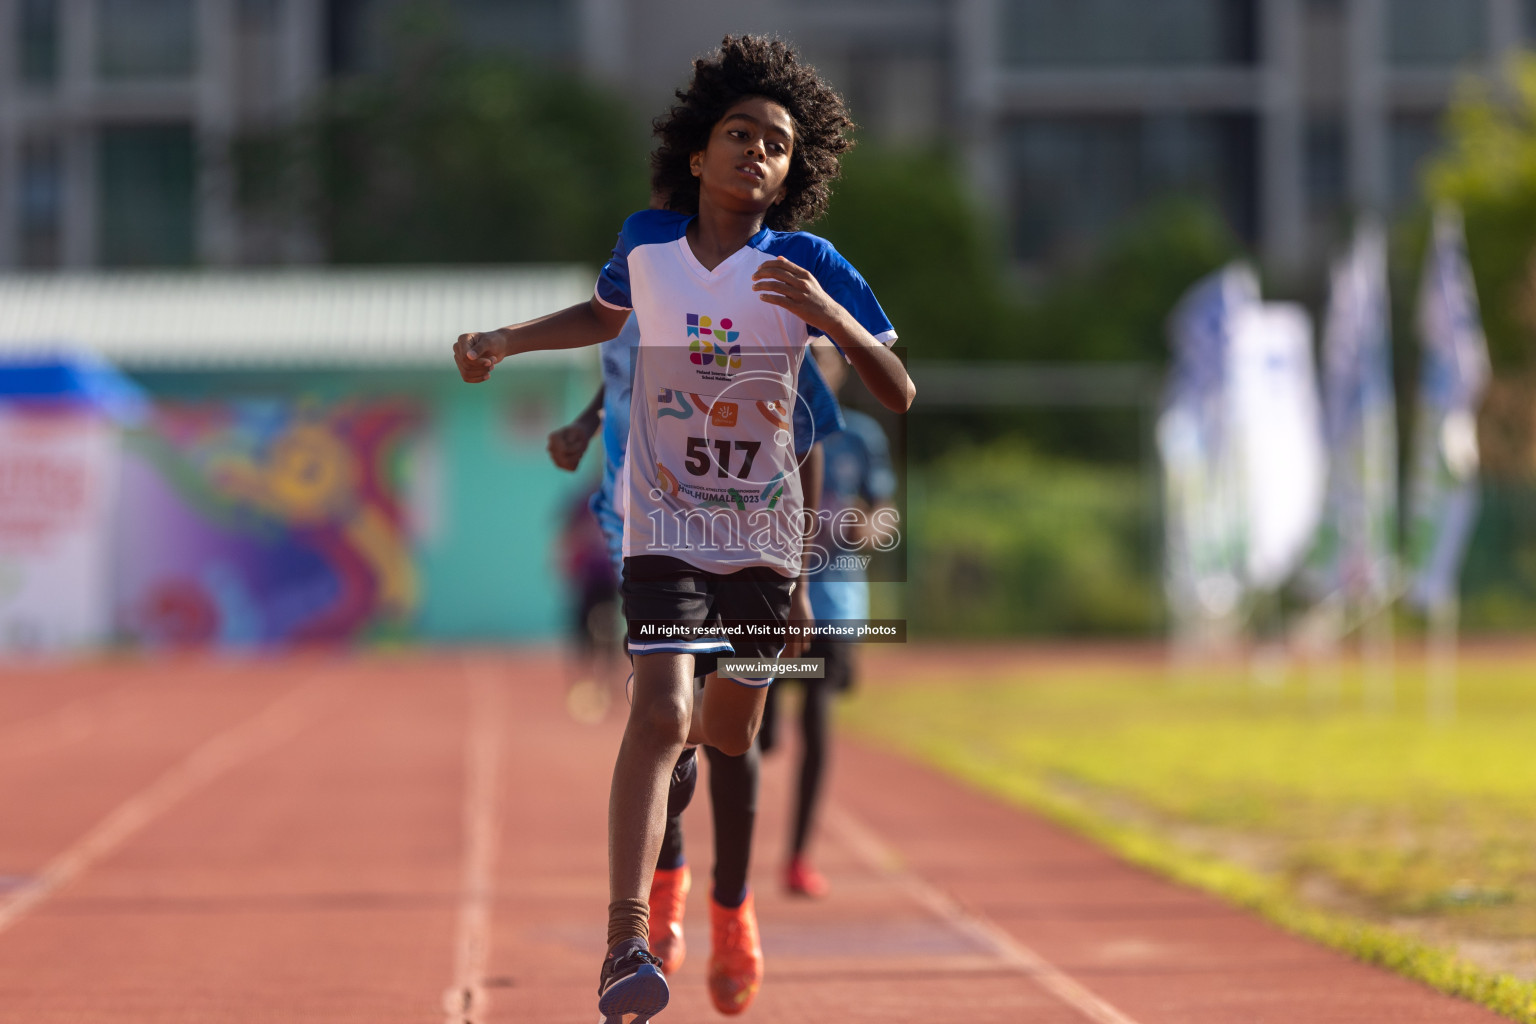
[454,330,508,383]
[547,422,595,472]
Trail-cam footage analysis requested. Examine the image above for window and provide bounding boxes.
[19,0,60,86]
[18,137,63,267]
[1000,0,1257,68]
[237,0,282,32]
[98,124,196,266]
[453,0,577,62]
[1306,117,1346,218]
[1387,0,1488,67]
[1004,114,1257,261]
[325,0,371,75]
[328,0,578,75]
[1390,113,1442,209]
[97,0,195,79]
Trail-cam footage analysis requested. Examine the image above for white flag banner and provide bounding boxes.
[0,408,119,651]
[1406,205,1491,611]
[1230,303,1327,591]
[1309,222,1399,608]
[1159,264,1260,624]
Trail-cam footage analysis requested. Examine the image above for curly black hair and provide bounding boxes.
[651,35,855,232]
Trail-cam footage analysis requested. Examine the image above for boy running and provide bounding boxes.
[453,35,912,1023]
[547,314,843,1013]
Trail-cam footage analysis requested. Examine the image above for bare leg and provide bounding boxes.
[679,671,768,758]
[685,673,713,747]
[697,675,770,758]
[608,651,694,945]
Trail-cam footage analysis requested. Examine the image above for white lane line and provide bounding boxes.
[0,662,249,762]
[0,674,335,939]
[442,659,505,1024]
[824,804,1147,1024]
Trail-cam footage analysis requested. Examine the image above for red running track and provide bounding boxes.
[0,651,1509,1023]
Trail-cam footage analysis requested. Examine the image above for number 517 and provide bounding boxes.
[684,436,760,478]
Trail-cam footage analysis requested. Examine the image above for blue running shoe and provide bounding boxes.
[598,944,668,1024]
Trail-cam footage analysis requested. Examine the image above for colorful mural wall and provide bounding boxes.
[115,400,422,647]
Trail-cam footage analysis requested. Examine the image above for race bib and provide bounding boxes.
[651,376,798,514]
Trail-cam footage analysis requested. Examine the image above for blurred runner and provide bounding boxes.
[760,338,897,898]
[554,479,621,722]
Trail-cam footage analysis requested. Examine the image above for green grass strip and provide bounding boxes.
[874,733,1536,1023]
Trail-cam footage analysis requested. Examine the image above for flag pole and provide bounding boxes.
[1427,595,1459,723]
[1362,596,1396,715]
[1406,204,1490,723]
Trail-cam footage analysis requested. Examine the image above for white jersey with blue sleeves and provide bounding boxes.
[596,209,893,577]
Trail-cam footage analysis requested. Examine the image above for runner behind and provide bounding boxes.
[760,338,896,897]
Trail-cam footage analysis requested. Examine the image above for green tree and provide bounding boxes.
[821,149,1238,367]
[821,147,1239,460]
[815,147,1016,361]
[237,29,648,264]
[1415,58,1536,620]
[1020,197,1240,365]
[909,440,1162,636]
[1426,54,1536,373]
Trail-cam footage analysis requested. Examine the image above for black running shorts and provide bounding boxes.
[621,555,795,685]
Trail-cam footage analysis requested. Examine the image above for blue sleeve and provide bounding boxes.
[595,210,689,310]
[808,241,896,346]
[791,354,845,457]
[595,220,637,310]
[763,233,897,348]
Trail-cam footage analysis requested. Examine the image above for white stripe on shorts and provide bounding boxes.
[627,638,734,655]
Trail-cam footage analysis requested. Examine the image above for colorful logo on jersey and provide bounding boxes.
[710,401,739,427]
[687,314,741,372]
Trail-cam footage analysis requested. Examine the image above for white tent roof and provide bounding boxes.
[0,266,597,369]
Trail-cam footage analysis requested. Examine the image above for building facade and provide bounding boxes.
[958,0,1529,274]
[0,0,1527,274]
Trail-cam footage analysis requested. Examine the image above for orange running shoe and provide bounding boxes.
[785,855,829,898]
[648,864,691,975]
[708,891,764,1015]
